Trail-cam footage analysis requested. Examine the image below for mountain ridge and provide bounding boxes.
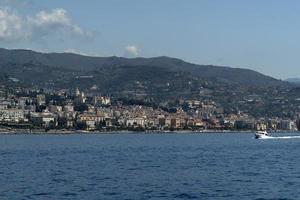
[0,48,286,91]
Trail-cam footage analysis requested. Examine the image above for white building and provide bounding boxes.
[0,109,25,123]
[126,117,145,127]
[280,120,297,131]
[64,104,74,112]
[37,94,46,106]
[49,105,63,113]
[30,111,57,127]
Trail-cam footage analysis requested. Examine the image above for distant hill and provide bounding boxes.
[286,78,300,83]
[0,48,287,94]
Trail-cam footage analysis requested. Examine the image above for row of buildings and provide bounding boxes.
[0,87,299,132]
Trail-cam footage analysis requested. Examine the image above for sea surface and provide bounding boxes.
[1,132,300,200]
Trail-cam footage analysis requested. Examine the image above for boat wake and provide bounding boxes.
[259,135,300,140]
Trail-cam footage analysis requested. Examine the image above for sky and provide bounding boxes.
[0,0,299,79]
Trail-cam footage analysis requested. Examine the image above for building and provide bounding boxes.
[235,119,256,130]
[64,104,74,112]
[49,105,63,113]
[0,102,8,109]
[93,96,111,106]
[279,120,297,131]
[18,97,31,109]
[0,109,25,123]
[256,121,267,131]
[30,111,57,127]
[75,88,81,96]
[77,113,108,130]
[126,117,145,127]
[37,94,46,106]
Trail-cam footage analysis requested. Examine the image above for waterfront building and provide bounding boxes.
[256,121,267,131]
[279,120,297,131]
[30,111,57,127]
[126,117,145,127]
[0,109,25,123]
[78,113,105,123]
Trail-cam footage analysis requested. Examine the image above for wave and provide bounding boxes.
[259,135,300,140]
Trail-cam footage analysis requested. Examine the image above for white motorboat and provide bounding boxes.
[255,131,270,139]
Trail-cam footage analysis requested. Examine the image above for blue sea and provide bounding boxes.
[1,132,300,200]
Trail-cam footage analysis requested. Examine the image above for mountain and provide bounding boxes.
[0,48,287,96]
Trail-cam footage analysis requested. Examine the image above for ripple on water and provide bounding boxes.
[1,133,300,199]
[173,193,199,199]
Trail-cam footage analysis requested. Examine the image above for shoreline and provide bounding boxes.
[0,129,298,135]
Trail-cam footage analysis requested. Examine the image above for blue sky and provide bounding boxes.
[0,0,299,79]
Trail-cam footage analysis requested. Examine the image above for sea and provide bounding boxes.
[1,132,300,200]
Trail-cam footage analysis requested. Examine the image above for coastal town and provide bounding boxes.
[0,84,299,133]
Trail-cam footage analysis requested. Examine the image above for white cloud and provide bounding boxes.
[0,9,27,42]
[29,9,92,38]
[0,7,93,43]
[124,45,139,57]
[30,9,71,28]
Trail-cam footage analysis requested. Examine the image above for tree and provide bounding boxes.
[96,120,106,130]
[57,117,67,129]
[74,103,88,112]
[76,121,87,130]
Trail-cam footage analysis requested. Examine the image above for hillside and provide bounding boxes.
[0,48,286,94]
